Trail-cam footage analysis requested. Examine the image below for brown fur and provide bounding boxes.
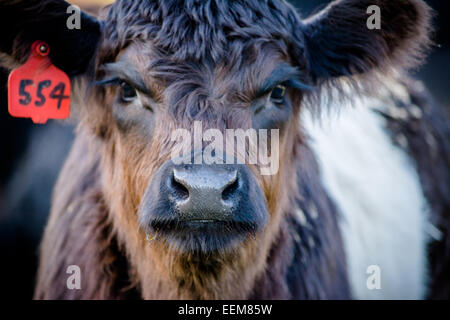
[0,0,434,299]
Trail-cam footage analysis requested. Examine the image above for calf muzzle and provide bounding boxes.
[139,155,269,253]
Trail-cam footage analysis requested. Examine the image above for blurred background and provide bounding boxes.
[0,0,448,299]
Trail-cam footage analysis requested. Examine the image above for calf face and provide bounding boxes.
[0,0,432,299]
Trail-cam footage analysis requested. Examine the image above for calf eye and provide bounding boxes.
[120,81,137,102]
[270,85,286,104]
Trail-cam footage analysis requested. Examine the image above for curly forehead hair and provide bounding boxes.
[97,0,305,65]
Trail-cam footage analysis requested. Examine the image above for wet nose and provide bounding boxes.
[167,165,241,220]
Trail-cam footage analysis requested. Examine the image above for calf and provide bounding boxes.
[0,0,448,299]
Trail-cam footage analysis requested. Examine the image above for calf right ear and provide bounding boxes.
[0,0,101,77]
[301,0,433,84]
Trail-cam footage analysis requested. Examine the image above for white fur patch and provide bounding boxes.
[303,96,430,299]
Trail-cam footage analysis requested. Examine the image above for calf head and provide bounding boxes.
[0,0,432,299]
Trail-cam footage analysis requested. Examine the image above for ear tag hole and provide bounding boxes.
[36,43,50,57]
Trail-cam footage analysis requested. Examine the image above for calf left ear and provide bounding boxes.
[0,0,101,77]
[301,0,433,83]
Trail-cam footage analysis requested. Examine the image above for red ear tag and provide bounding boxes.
[8,41,71,124]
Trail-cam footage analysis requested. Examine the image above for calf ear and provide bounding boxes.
[302,0,433,83]
[0,0,101,77]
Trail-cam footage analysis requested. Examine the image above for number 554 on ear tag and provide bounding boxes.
[8,41,71,124]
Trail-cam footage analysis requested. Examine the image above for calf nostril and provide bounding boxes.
[222,172,239,202]
[169,172,189,200]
